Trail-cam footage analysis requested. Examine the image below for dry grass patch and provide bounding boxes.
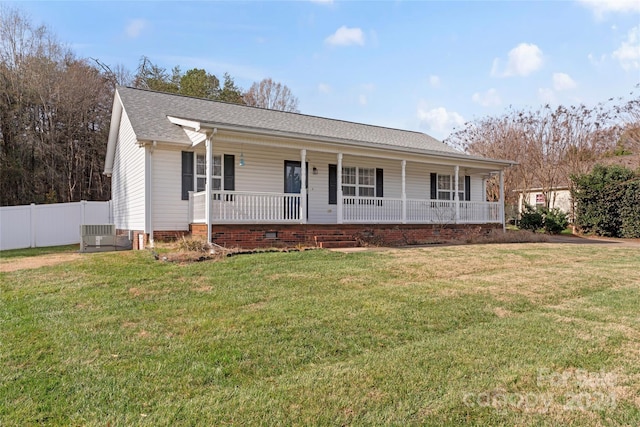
[2,244,640,425]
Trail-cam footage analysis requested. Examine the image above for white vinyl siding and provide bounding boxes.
[147,138,494,229]
[152,147,189,231]
[111,110,145,230]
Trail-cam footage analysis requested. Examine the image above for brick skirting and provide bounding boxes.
[188,223,501,248]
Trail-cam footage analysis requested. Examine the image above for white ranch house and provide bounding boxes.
[104,87,513,248]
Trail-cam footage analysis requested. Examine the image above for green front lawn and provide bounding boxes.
[1,244,639,425]
[0,244,78,259]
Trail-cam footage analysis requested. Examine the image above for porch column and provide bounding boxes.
[300,149,307,224]
[454,165,460,223]
[401,160,407,224]
[499,170,506,232]
[337,153,343,224]
[205,134,212,244]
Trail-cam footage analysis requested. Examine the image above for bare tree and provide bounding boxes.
[446,98,633,213]
[0,6,112,205]
[243,78,299,112]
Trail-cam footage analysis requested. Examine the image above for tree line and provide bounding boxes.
[446,90,640,220]
[0,6,299,206]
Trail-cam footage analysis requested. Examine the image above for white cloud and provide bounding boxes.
[471,88,501,107]
[325,26,365,46]
[552,72,577,91]
[538,88,556,104]
[491,43,544,77]
[318,83,331,94]
[417,105,465,137]
[587,52,606,65]
[310,0,333,4]
[578,0,640,18]
[612,25,640,70]
[429,75,441,88]
[359,94,368,106]
[125,19,147,39]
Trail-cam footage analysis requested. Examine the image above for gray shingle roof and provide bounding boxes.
[116,86,461,154]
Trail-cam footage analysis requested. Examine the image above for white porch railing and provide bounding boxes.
[189,191,501,224]
[189,191,302,223]
[342,196,403,223]
[458,201,501,223]
[406,200,456,223]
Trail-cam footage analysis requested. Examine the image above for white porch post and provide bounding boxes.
[337,153,343,224]
[205,134,212,244]
[454,165,460,223]
[300,149,307,224]
[401,160,407,224]
[499,170,506,232]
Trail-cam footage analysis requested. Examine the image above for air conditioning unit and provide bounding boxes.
[80,224,116,253]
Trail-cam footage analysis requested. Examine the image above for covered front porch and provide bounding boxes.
[169,118,510,244]
[188,190,502,225]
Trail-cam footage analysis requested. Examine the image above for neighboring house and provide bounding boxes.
[104,87,514,248]
[516,154,640,222]
[517,186,573,215]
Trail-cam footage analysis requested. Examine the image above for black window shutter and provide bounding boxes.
[465,175,471,201]
[181,151,194,200]
[328,164,337,205]
[376,168,383,197]
[224,154,235,190]
[430,173,437,199]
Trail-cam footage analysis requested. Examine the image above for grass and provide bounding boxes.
[0,244,77,259]
[1,244,639,425]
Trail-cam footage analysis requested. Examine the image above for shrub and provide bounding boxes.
[519,203,568,235]
[519,203,544,232]
[542,207,568,235]
[620,180,640,238]
[572,164,640,237]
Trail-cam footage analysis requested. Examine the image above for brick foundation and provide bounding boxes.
[188,223,501,248]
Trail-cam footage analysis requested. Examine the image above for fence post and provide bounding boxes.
[81,200,87,225]
[30,203,36,248]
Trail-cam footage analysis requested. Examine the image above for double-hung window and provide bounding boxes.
[342,167,356,197]
[358,168,375,197]
[196,154,222,192]
[432,173,467,201]
[437,175,465,200]
[182,151,235,201]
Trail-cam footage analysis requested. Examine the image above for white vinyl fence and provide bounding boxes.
[0,200,112,251]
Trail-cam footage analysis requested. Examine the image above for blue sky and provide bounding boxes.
[12,0,640,140]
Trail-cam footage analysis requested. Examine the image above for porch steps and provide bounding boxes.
[314,235,359,249]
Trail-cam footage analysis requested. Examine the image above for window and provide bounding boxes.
[358,168,375,197]
[436,174,465,200]
[196,154,222,192]
[182,152,235,200]
[342,166,356,196]
[196,154,206,192]
[340,166,382,204]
